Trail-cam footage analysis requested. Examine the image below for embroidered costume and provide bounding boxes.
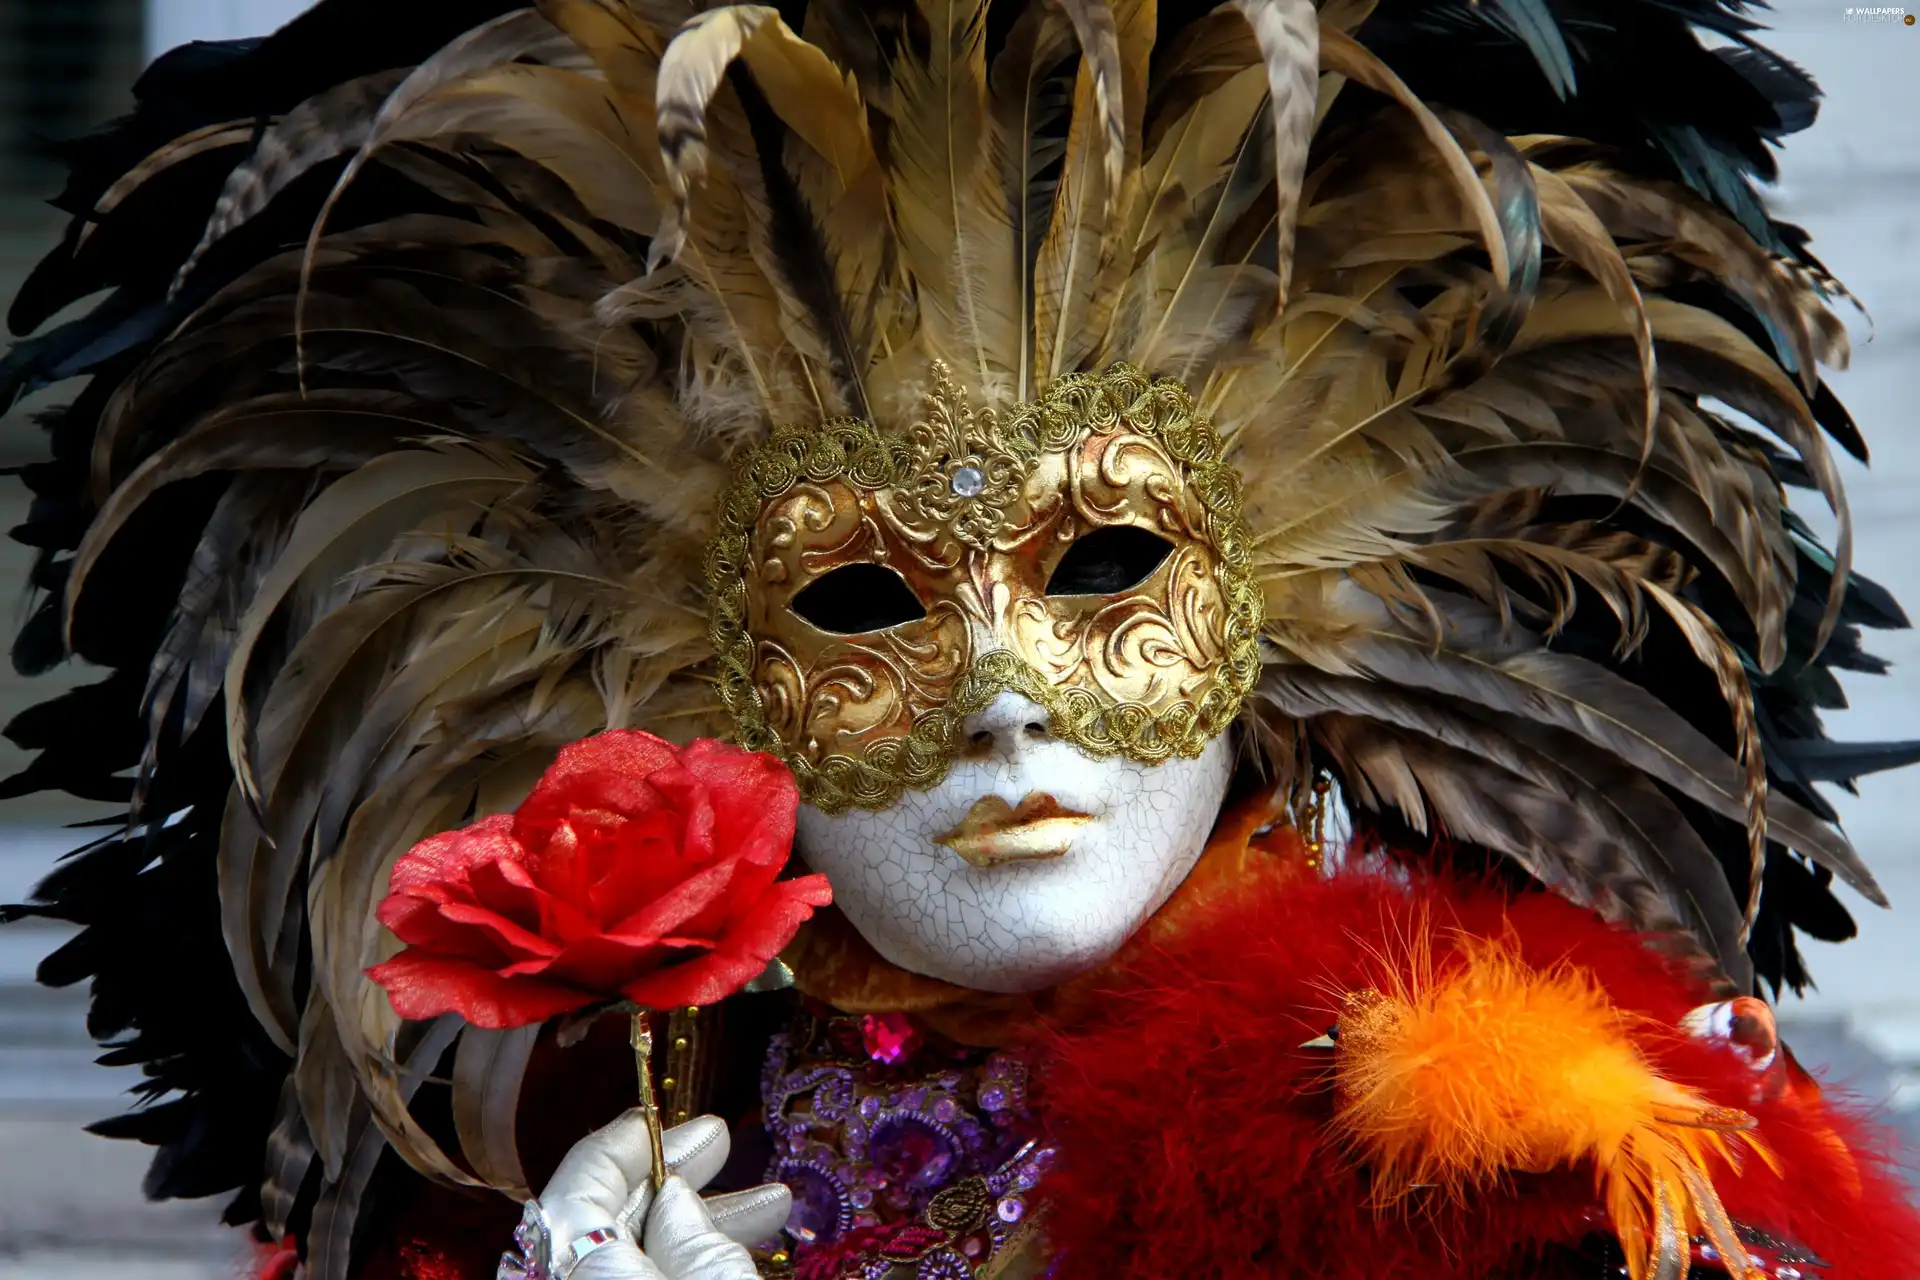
[3,1,1918,1278]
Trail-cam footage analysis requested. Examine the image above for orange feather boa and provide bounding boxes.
[1032,845,1920,1280]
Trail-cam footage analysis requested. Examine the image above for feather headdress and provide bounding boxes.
[1,0,1913,1273]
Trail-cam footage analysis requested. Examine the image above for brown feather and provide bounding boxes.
[1317,28,1510,288]
[988,0,1079,398]
[169,71,407,295]
[258,1075,316,1240]
[1277,684,1746,989]
[1032,0,1153,384]
[222,445,538,808]
[82,119,257,254]
[1331,596,1880,904]
[293,9,579,373]
[1056,0,1127,199]
[1644,581,1768,945]
[1229,0,1318,305]
[453,1026,543,1198]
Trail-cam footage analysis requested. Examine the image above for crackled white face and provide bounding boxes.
[795,691,1234,993]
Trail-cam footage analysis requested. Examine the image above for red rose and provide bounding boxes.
[368,731,831,1030]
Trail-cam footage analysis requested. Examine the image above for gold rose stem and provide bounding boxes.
[630,1009,668,1192]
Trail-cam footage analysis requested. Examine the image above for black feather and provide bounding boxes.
[1353,0,1816,251]
[0,0,519,1236]
[1484,0,1579,99]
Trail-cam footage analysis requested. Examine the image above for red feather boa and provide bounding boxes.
[1031,863,1920,1280]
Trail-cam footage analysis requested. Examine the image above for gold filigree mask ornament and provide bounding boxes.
[707,363,1262,812]
[707,364,1261,992]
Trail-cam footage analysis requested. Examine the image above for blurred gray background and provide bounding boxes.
[0,0,1915,1275]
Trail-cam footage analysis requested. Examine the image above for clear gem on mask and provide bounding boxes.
[950,465,986,497]
[996,1196,1025,1224]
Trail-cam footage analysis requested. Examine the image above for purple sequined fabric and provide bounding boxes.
[761,1012,1054,1279]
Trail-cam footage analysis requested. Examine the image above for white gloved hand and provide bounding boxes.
[522,1112,791,1280]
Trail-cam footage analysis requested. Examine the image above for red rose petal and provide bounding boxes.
[707,875,835,976]
[636,762,718,865]
[586,807,694,921]
[652,934,722,951]
[617,873,832,1010]
[533,730,680,795]
[377,895,517,966]
[469,857,595,944]
[375,889,442,936]
[679,743,797,919]
[366,952,590,1030]
[683,740,797,865]
[380,880,461,914]
[786,873,835,909]
[495,954,563,979]
[722,874,835,955]
[368,733,812,1031]
[532,819,592,912]
[617,951,771,1011]
[387,817,520,890]
[516,751,679,855]
[604,858,743,944]
[547,935,681,992]
[437,902,563,960]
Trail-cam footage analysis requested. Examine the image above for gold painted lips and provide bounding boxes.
[933,793,1094,867]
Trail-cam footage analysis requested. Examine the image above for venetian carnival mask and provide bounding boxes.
[707,365,1261,990]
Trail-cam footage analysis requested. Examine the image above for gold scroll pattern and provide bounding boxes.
[706,364,1263,814]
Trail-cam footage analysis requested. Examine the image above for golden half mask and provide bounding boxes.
[707,365,1262,814]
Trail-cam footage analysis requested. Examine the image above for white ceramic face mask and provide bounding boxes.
[795,691,1235,993]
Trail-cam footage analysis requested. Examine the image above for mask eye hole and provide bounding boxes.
[1045,526,1175,597]
[789,563,929,634]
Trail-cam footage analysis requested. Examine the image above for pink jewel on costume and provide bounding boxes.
[862,1012,918,1064]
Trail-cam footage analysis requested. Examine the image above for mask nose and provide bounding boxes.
[959,691,1053,763]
